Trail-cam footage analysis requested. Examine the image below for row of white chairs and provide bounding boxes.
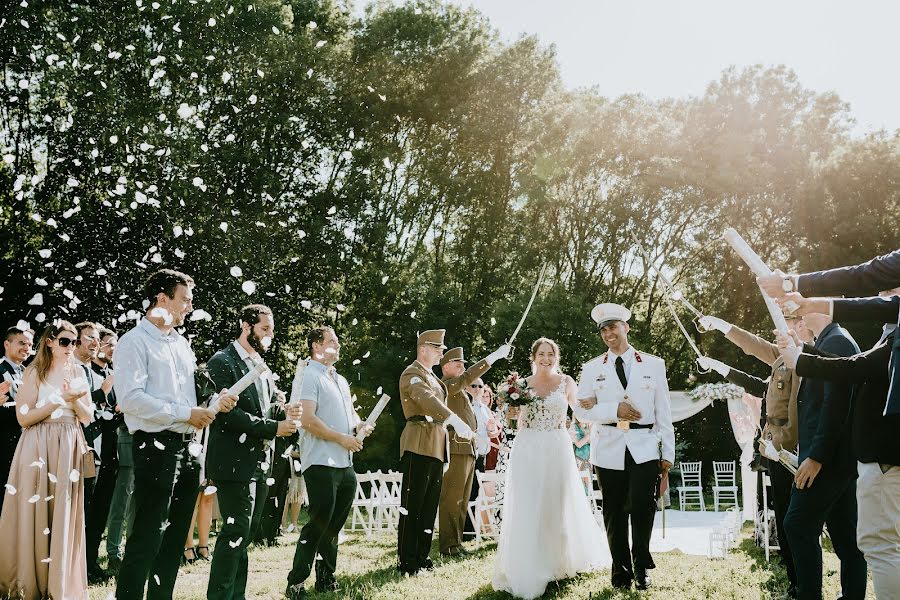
[677,460,740,512]
[709,507,743,558]
[347,470,404,539]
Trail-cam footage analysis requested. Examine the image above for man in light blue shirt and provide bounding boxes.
[285,326,372,599]
[114,269,236,600]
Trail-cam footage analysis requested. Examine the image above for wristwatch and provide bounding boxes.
[781,277,794,293]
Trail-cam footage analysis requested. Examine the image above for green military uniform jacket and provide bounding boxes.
[726,325,800,451]
[399,360,452,461]
[441,359,491,456]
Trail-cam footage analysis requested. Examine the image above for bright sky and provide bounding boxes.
[432,1,899,134]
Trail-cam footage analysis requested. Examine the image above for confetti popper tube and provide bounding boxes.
[722,228,790,334]
[357,394,390,441]
[207,362,269,414]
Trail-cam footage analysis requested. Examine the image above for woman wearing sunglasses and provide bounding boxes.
[0,319,94,600]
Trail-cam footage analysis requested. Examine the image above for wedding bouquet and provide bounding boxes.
[496,372,539,407]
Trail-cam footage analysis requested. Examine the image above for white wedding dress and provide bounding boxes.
[492,378,612,599]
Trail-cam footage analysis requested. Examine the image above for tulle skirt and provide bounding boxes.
[492,428,611,599]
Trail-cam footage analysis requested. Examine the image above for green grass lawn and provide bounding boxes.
[89,523,874,599]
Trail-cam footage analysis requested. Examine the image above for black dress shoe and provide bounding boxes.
[421,558,435,570]
[635,568,651,590]
[87,566,110,584]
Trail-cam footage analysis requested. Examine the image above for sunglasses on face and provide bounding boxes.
[55,337,76,347]
[470,384,484,389]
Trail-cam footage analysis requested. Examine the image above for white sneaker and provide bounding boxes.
[285,523,296,533]
[338,531,348,545]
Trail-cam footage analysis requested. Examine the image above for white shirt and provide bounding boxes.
[232,341,270,416]
[471,400,492,457]
[114,318,198,434]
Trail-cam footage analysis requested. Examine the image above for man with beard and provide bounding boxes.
[206,304,300,600]
[114,269,238,600]
[0,325,33,515]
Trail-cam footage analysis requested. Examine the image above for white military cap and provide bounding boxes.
[591,303,632,327]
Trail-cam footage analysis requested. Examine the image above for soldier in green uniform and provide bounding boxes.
[397,330,475,575]
[438,344,510,556]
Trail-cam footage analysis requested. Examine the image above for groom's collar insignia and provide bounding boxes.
[634,351,642,363]
[602,352,609,364]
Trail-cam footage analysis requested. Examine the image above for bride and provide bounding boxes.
[492,338,611,599]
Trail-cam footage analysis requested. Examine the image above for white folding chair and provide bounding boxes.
[466,471,505,543]
[347,471,379,539]
[676,461,705,511]
[375,471,403,534]
[713,460,739,512]
[760,473,780,561]
[587,471,603,516]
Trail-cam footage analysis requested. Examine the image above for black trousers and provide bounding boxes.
[255,444,290,546]
[463,455,485,540]
[768,459,799,594]
[207,476,269,600]
[397,452,443,572]
[594,450,659,587]
[86,420,120,570]
[115,431,201,600]
[287,465,356,588]
[784,470,867,600]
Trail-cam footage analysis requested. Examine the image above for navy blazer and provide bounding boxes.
[205,344,281,483]
[799,249,900,297]
[830,295,900,415]
[795,323,858,475]
[797,333,900,467]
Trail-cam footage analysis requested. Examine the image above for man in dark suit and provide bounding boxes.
[0,325,33,515]
[758,250,900,415]
[781,314,867,600]
[778,293,900,598]
[206,304,299,600]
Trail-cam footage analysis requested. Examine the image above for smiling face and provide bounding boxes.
[4,331,33,365]
[75,325,100,363]
[313,327,341,365]
[531,341,559,373]
[599,320,630,353]
[150,284,194,328]
[469,378,485,401]
[244,313,275,354]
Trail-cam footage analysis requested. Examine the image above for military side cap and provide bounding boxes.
[591,303,632,327]
[439,346,466,367]
[417,329,447,349]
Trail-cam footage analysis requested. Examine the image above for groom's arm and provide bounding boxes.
[573,364,618,424]
[653,360,676,465]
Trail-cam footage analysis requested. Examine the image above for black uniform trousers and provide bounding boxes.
[287,465,356,589]
[115,431,201,600]
[255,438,291,546]
[783,470,867,600]
[86,418,120,571]
[397,452,444,573]
[768,459,799,594]
[207,473,270,600]
[594,449,658,587]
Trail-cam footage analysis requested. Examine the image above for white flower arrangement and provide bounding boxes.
[688,382,743,404]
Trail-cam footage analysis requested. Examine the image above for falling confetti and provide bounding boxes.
[241,281,256,295]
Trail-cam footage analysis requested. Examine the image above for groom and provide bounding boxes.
[574,303,675,590]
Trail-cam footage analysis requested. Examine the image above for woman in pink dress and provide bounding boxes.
[0,320,94,600]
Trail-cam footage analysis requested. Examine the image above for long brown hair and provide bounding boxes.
[530,337,561,374]
[27,320,76,384]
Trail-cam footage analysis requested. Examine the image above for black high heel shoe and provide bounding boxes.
[197,545,212,561]
[182,547,197,565]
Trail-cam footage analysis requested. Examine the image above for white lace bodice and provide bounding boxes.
[521,378,568,432]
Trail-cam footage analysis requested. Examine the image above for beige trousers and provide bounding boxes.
[438,453,475,554]
[856,461,900,600]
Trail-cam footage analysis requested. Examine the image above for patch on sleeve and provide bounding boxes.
[410,376,422,385]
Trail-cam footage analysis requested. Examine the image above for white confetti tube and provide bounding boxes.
[723,228,790,334]
[356,394,390,441]
[207,362,269,414]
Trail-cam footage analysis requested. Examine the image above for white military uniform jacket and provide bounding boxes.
[574,346,675,470]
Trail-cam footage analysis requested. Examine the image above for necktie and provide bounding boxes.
[615,356,628,389]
